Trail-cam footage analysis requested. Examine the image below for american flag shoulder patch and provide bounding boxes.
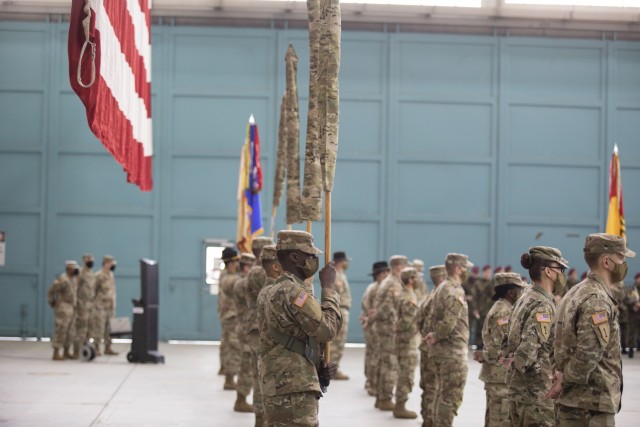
[536,313,551,323]
[497,316,509,326]
[293,290,310,308]
[592,311,608,325]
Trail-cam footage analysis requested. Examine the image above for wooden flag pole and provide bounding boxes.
[324,190,332,362]
[271,207,277,239]
[306,220,312,233]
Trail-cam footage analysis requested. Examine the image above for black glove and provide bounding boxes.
[318,358,337,393]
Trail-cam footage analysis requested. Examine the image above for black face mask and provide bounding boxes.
[73,268,80,276]
[86,261,94,269]
[110,265,116,272]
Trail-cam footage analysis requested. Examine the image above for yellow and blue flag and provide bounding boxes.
[237,115,264,253]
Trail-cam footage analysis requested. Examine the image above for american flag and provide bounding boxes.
[68,0,153,191]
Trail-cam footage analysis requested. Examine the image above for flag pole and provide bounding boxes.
[306,220,312,233]
[324,191,331,362]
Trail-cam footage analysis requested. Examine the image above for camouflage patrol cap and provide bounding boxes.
[528,246,568,268]
[445,253,473,268]
[492,272,525,300]
[252,236,274,251]
[240,252,256,265]
[390,255,408,267]
[428,265,446,280]
[65,260,78,268]
[276,230,322,255]
[103,255,115,263]
[412,259,425,272]
[82,253,93,260]
[261,245,277,261]
[583,233,636,258]
[400,267,419,284]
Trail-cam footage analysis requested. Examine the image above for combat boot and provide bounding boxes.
[104,345,119,356]
[52,348,64,361]
[223,375,237,390]
[94,344,102,356]
[233,393,255,413]
[334,370,349,380]
[63,346,73,359]
[70,344,80,360]
[630,348,635,359]
[377,399,395,411]
[393,400,418,419]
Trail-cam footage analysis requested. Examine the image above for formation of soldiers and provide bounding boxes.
[47,254,119,360]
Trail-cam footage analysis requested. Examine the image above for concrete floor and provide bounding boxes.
[1,341,639,426]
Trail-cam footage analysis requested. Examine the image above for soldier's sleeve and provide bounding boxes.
[512,306,551,373]
[562,299,612,386]
[246,267,267,309]
[397,298,418,333]
[286,285,343,343]
[47,280,59,306]
[483,309,509,364]
[376,290,397,323]
[434,286,465,341]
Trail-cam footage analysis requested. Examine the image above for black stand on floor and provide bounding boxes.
[127,258,164,364]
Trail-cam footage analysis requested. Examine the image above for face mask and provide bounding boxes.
[300,256,319,279]
[343,263,349,272]
[552,269,566,295]
[609,260,628,283]
[110,265,117,272]
[459,269,468,283]
[73,268,80,276]
[86,261,94,269]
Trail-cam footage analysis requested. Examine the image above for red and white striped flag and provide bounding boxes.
[68,0,153,191]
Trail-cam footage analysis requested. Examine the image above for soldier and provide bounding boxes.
[219,247,241,390]
[625,273,640,358]
[373,255,408,411]
[47,260,79,361]
[360,261,390,396]
[232,252,256,413]
[503,246,568,427]
[73,254,96,359]
[394,267,420,419]
[261,230,342,426]
[425,253,472,427]
[418,265,446,427]
[549,234,634,425]
[92,255,118,356]
[473,272,525,427]
[331,251,352,380]
[464,265,481,346]
[611,280,629,355]
[473,265,495,350]
[566,268,579,290]
[256,245,282,389]
[412,259,429,302]
[245,237,273,426]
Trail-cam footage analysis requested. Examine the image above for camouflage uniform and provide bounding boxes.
[625,282,640,353]
[429,254,471,427]
[74,266,95,349]
[332,269,351,370]
[233,253,256,404]
[261,230,343,427]
[412,259,429,303]
[505,283,556,427]
[611,281,628,351]
[361,278,382,395]
[92,268,116,346]
[219,270,241,376]
[47,272,77,350]
[395,277,419,410]
[554,234,634,426]
[473,277,494,348]
[478,272,524,427]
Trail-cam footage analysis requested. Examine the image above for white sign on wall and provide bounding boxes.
[0,230,5,267]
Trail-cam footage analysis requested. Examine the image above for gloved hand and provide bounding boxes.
[318,359,337,393]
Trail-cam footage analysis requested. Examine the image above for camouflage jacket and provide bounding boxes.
[472,278,494,318]
[218,271,239,322]
[396,286,419,351]
[360,280,381,329]
[335,270,352,309]
[260,272,342,397]
[373,274,403,353]
[94,270,116,312]
[414,276,429,303]
[625,285,640,321]
[555,273,622,414]
[417,291,436,353]
[505,283,555,404]
[76,268,96,308]
[257,277,277,357]
[233,275,250,339]
[611,282,628,323]
[479,298,513,384]
[246,265,268,335]
[47,274,77,309]
[430,277,469,358]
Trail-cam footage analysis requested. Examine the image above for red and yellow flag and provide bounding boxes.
[605,144,625,238]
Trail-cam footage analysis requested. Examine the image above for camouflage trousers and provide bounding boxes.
[331,308,349,369]
[236,331,253,397]
[396,348,417,403]
[249,332,264,422]
[364,326,378,394]
[91,307,112,346]
[221,318,241,376]
[475,315,486,348]
[420,350,437,426]
[263,391,319,427]
[376,350,398,401]
[509,400,554,427]
[556,404,615,427]
[52,303,74,350]
[628,316,640,349]
[74,304,93,347]
[432,355,467,427]
[484,383,509,427]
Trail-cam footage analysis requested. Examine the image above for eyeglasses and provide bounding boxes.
[548,266,566,274]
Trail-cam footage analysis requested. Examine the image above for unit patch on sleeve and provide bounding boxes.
[591,311,608,325]
[536,313,551,323]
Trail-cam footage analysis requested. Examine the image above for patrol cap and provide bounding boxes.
[240,252,256,265]
[400,267,418,284]
[333,251,351,262]
[429,265,446,279]
[222,247,239,262]
[445,253,473,269]
[252,236,274,252]
[412,259,425,271]
[583,233,636,258]
[389,255,408,267]
[276,230,322,255]
[527,246,568,269]
[82,253,93,260]
[371,261,390,276]
[261,245,277,262]
[492,272,525,300]
[103,254,115,263]
[65,260,78,268]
